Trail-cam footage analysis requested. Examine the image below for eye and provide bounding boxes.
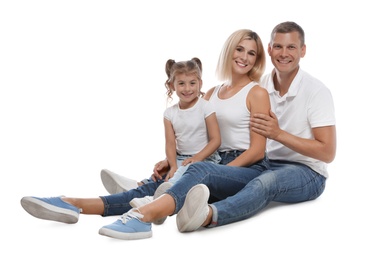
[236,46,243,52]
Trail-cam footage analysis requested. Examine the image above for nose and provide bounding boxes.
[182,83,190,91]
[240,52,248,60]
[279,48,288,56]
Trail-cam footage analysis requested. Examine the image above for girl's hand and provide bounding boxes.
[164,167,178,182]
[182,156,200,166]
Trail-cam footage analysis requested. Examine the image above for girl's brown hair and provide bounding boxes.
[165,57,204,101]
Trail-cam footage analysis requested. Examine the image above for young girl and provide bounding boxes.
[101,59,220,195]
[21,57,221,227]
[130,58,221,208]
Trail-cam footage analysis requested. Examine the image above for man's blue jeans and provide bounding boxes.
[166,159,325,227]
[209,160,326,227]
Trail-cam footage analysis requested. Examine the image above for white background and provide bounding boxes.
[1,0,365,259]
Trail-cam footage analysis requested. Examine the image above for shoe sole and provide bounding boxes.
[99,227,152,240]
[176,184,209,232]
[21,197,78,224]
[153,182,173,225]
[101,169,125,194]
[101,169,139,194]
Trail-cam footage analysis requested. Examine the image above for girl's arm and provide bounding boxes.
[182,113,221,165]
[227,85,270,167]
[163,118,178,175]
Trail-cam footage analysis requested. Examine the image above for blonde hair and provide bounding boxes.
[165,57,204,101]
[216,29,265,84]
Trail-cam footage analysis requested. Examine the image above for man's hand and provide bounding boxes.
[251,110,282,140]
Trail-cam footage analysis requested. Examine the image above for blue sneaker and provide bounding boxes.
[99,210,152,240]
[20,196,81,224]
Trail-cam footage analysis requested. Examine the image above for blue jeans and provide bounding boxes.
[139,152,221,185]
[209,160,326,227]
[100,152,221,216]
[100,180,163,216]
[165,155,270,213]
[166,159,325,227]
[169,152,221,184]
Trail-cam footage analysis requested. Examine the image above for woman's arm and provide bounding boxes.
[227,86,270,167]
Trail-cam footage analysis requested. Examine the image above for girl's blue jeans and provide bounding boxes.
[100,151,221,216]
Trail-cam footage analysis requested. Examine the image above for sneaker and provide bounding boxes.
[101,169,138,194]
[176,184,209,232]
[152,182,173,225]
[129,196,153,208]
[98,209,152,240]
[20,196,80,224]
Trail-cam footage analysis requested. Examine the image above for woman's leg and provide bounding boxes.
[137,160,267,223]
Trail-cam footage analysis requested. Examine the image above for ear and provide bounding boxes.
[267,43,272,55]
[169,82,175,91]
[301,44,306,58]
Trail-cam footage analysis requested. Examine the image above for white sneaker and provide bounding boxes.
[101,169,138,194]
[176,184,209,232]
[129,182,173,224]
[129,196,153,208]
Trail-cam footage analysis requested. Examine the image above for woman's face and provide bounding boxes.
[231,39,257,76]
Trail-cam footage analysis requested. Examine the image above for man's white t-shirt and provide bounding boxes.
[260,68,336,177]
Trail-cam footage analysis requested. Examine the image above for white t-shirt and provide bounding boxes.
[260,68,336,177]
[164,98,215,155]
[209,81,258,152]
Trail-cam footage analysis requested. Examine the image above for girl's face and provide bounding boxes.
[232,39,258,76]
[172,73,201,109]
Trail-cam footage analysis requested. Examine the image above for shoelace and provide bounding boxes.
[120,210,144,224]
